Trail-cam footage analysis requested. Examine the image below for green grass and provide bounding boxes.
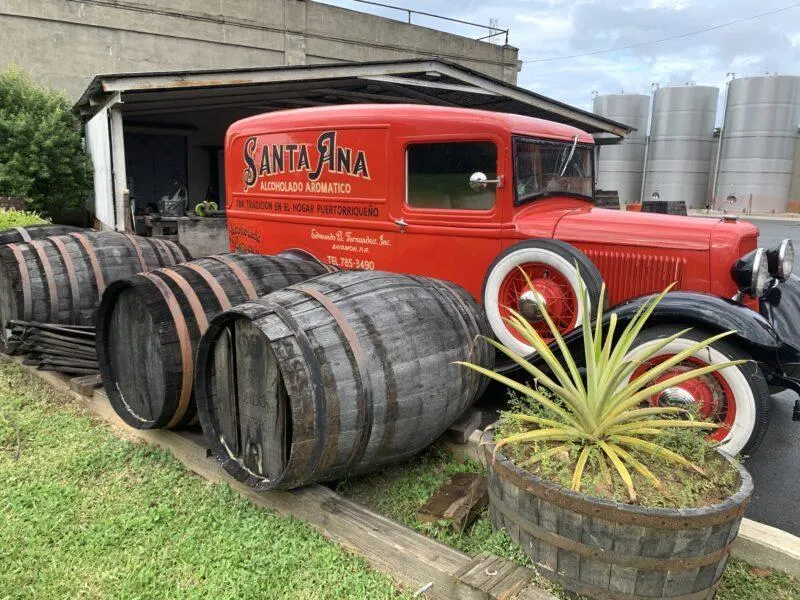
[2,358,798,600]
[0,361,406,600]
[0,208,47,230]
[337,442,800,600]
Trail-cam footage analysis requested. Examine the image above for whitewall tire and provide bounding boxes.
[625,325,771,456]
[482,240,603,358]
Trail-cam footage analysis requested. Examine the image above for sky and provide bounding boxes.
[317,0,800,113]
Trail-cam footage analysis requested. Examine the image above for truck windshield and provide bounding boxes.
[513,137,594,205]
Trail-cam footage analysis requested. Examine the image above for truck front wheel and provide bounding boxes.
[625,325,771,456]
[482,240,603,359]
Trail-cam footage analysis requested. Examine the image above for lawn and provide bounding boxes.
[2,357,798,600]
[0,360,406,599]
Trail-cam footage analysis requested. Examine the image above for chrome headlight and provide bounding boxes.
[732,248,771,298]
[766,239,794,282]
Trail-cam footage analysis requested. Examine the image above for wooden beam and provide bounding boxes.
[313,87,424,104]
[361,75,499,96]
[447,410,482,444]
[101,61,447,93]
[417,473,488,532]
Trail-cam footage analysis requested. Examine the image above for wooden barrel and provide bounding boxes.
[0,231,191,332]
[195,270,494,490]
[642,199,688,216]
[483,431,753,599]
[0,224,85,247]
[96,253,329,430]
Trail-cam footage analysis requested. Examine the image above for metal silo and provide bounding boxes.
[714,75,800,213]
[642,85,719,210]
[593,94,650,206]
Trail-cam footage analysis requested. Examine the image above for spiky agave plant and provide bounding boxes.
[458,272,744,502]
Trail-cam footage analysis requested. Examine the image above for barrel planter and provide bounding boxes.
[0,224,85,247]
[482,431,753,600]
[0,231,190,331]
[96,253,329,430]
[195,270,494,490]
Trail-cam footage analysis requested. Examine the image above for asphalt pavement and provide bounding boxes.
[740,217,800,536]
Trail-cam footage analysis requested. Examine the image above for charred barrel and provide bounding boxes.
[0,231,190,330]
[195,270,495,490]
[0,224,85,247]
[97,253,329,430]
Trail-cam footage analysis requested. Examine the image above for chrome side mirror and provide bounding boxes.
[469,172,501,191]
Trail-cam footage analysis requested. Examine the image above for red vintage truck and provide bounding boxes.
[224,104,800,456]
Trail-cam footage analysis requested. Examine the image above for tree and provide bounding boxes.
[0,66,92,218]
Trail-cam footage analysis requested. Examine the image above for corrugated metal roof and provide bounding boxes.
[74,57,632,138]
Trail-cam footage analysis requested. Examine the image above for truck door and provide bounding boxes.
[389,137,504,299]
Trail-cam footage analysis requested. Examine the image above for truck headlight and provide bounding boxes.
[732,248,771,298]
[766,239,794,282]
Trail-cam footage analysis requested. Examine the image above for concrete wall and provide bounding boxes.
[0,0,518,100]
[177,217,230,257]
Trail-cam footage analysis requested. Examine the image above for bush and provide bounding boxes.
[0,67,92,218]
[0,208,49,230]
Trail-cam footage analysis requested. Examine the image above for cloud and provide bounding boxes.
[317,0,800,114]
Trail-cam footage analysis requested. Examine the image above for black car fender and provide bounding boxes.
[603,291,782,365]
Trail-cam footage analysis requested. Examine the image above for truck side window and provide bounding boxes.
[406,142,497,210]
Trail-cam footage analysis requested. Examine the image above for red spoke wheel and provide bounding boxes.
[483,240,603,365]
[626,325,771,456]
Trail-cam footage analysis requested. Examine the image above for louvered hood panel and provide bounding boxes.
[581,249,687,307]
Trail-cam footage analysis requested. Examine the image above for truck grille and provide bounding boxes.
[583,250,686,307]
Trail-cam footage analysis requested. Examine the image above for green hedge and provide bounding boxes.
[0,67,92,218]
[0,208,48,230]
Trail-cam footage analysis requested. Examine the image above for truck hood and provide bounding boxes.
[514,203,719,251]
[557,207,719,250]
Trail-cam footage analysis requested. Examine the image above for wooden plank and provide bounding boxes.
[213,326,240,456]
[264,340,287,480]
[69,374,103,397]
[416,473,488,532]
[234,318,282,480]
[455,552,533,600]
[7,355,557,600]
[446,410,481,444]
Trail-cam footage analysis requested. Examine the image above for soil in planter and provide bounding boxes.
[494,392,740,509]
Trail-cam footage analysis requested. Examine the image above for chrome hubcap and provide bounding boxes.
[658,387,696,408]
[518,289,547,322]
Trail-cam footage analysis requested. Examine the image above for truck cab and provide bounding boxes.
[225,104,800,457]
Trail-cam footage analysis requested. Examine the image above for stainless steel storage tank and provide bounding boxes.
[642,85,719,210]
[715,75,800,213]
[593,94,650,206]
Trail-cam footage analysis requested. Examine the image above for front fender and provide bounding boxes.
[761,275,800,371]
[606,292,782,364]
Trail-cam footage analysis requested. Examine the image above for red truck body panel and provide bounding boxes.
[225,104,758,307]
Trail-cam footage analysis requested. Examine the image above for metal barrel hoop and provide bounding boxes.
[157,267,209,334]
[13,226,32,242]
[49,235,81,323]
[210,254,258,300]
[295,284,374,471]
[6,244,32,321]
[69,233,106,295]
[28,239,59,323]
[255,298,328,483]
[139,272,194,428]
[182,262,232,311]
